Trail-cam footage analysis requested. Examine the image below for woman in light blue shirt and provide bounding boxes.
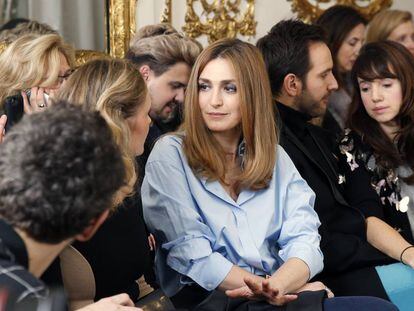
[142,39,398,311]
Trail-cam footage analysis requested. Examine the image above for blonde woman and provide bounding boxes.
[53,58,152,302]
[57,59,149,198]
[0,33,74,124]
[367,10,414,56]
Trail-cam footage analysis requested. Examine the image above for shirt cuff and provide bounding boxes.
[168,249,233,291]
[189,252,233,291]
[278,243,324,279]
[165,236,233,291]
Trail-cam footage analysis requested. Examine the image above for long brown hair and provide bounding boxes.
[57,59,147,204]
[316,5,366,90]
[183,38,277,191]
[348,41,414,183]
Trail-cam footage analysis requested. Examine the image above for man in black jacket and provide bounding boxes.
[257,19,414,299]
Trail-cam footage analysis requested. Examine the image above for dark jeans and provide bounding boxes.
[171,285,398,311]
[324,296,398,311]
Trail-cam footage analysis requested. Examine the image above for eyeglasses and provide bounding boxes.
[56,69,75,85]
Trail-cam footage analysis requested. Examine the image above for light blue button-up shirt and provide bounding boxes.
[142,135,323,297]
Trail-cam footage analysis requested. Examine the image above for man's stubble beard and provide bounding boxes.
[296,90,328,118]
[151,100,182,124]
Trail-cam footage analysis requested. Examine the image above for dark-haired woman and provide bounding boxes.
[338,40,414,311]
[316,5,366,136]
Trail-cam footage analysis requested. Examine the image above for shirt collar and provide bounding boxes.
[276,102,312,135]
[0,219,29,268]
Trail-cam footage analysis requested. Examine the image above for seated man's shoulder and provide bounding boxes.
[308,123,337,149]
[279,122,336,155]
[0,260,47,304]
[278,129,305,163]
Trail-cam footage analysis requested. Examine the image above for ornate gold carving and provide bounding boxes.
[108,0,137,58]
[176,0,256,43]
[75,50,111,66]
[160,0,172,23]
[289,0,393,23]
[0,41,7,54]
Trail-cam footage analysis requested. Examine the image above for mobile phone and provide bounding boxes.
[3,90,49,132]
[3,94,24,132]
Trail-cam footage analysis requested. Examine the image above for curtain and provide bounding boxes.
[2,0,106,51]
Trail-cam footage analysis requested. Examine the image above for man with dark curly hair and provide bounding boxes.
[0,103,141,310]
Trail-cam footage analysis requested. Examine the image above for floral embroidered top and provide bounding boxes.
[338,129,414,243]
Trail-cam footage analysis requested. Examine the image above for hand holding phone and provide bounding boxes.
[3,87,50,133]
[21,87,49,114]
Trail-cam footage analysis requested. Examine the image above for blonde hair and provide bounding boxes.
[0,20,57,44]
[133,23,178,41]
[127,24,201,76]
[183,39,277,191]
[56,59,147,206]
[366,10,413,43]
[0,34,75,104]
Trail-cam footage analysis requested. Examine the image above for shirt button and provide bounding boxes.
[207,283,213,289]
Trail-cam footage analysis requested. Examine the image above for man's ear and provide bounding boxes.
[75,209,110,242]
[139,65,151,81]
[283,73,302,97]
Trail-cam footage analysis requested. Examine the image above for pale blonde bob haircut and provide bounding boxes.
[56,59,147,206]
[366,10,413,43]
[0,34,75,104]
[183,38,277,191]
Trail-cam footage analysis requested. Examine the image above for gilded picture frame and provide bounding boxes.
[79,0,137,62]
[289,0,393,23]
[78,0,137,63]
[108,0,137,58]
[0,0,137,64]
